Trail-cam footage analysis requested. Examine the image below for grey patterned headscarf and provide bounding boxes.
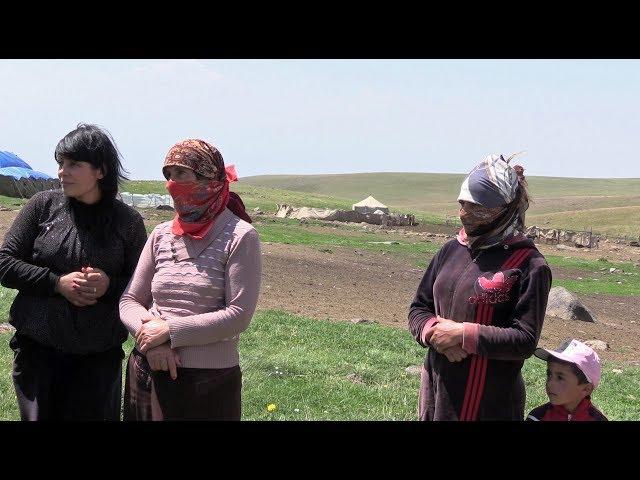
[457,153,529,250]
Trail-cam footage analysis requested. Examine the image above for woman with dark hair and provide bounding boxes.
[408,153,552,421]
[120,139,261,421]
[0,123,147,420]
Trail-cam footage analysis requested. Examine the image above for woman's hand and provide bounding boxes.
[56,272,98,307]
[427,317,464,352]
[145,343,182,380]
[72,266,110,299]
[442,345,469,362]
[136,315,171,353]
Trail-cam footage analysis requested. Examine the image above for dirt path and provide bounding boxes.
[259,242,422,324]
[259,241,640,363]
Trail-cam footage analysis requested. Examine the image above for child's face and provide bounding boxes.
[546,361,592,411]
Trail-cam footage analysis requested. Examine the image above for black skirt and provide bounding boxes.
[123,348,242,421]
[10,332,124,421]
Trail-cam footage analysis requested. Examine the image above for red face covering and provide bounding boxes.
[163,138,252,238]
[166,176,230,240]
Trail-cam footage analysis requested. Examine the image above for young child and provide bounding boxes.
[527,339,608,421]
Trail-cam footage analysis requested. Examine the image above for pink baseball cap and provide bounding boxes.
[534,339,602,388]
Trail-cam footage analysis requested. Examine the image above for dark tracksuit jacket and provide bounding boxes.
[527,397,608,421]
[409,237,552,421]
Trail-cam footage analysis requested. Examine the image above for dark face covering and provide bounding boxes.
[459,202,505,235]
[457,154,529,250]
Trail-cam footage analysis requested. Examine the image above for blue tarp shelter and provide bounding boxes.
[0,151,59,198]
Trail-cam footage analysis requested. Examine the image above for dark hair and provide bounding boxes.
[55,123,129,201]
[548,358,590,385]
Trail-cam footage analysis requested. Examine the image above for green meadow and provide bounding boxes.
[1,311,638,421]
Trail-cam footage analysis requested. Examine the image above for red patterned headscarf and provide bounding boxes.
[163,139,251,239]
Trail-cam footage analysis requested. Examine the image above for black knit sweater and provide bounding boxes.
[0,189,147,354]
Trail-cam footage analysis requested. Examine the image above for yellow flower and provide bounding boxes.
[267,403,277,412]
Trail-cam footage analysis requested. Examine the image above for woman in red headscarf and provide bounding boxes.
[120,139,261,420]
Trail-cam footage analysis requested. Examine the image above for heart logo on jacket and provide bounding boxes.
[469,269,520,304]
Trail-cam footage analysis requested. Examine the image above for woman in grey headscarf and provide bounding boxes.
[408,153,552,421]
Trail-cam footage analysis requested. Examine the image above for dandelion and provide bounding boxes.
[294,408,300,413]
[267,403,277,412]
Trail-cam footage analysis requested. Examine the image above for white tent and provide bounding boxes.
[352,195,389,215]
[118,192,174,208]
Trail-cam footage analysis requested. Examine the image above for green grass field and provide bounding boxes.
[5,173,640,235]
[256,219,441,265]
[0,287,16,324]
[1,310,637,421]
[122,172,640,236]
[242,173,640,201]
[0,195,27,209]
[544,255,640,296]
[240,173,640,236]
[528,206,640,237]
[252,219,640,296]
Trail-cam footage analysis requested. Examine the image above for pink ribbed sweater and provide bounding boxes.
[119,208,262,368]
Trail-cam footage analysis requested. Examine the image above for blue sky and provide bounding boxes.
[1,59,639,180]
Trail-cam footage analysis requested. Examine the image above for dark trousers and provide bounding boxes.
[124,349,242,421]
[10,333,124,421]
